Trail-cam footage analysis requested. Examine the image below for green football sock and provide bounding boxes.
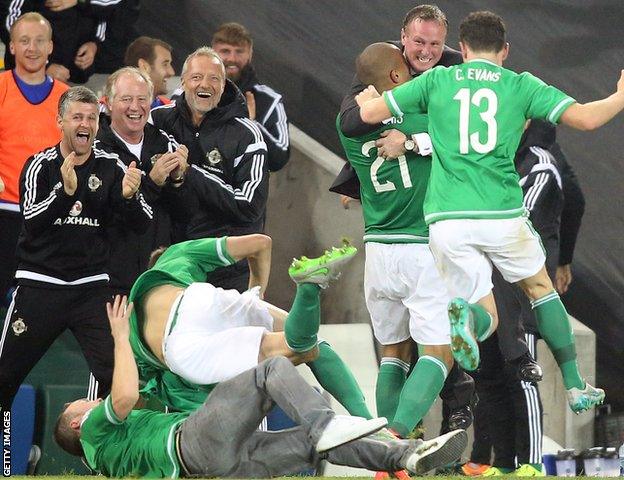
[284,283,321,352]
[532,291,584,390]
[390,355,448,437]
[307,341,372,419]
[468,302,495,341]
[375,357,409,421]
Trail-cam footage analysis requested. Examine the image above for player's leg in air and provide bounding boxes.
[263,242,373,420]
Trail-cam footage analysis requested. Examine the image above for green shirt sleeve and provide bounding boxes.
[159,237,235,271]
[520,72,576,124]
[383,72,431,118]
[80,396,124,470]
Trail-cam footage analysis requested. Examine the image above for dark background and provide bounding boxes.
[138,0,624,410]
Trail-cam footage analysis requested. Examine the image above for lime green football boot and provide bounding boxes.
[288,240,357,288]
[448,298,480,371]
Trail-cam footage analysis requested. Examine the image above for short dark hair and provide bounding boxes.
[148,246,168,269]
[58,86,98,117]
[54,408,84,457]
[211,22,253,48]
[459,11,506,53]
[402,4,448,31]
[125,36,173,67]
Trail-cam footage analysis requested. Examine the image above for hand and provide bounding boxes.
[169,145,189,183]
[149,152,179,186]
[122,161,142,198]
[61,152,78,195]
[0,175,4,194]
[355,85,381,107]
[376,129,408,158]
[74,42,97,70]
[45,0,77,11]
[46,63,71,82]
[245,91,256,120]
[106,295,133,340]
[555,264,573,294]
[340,195,356,209]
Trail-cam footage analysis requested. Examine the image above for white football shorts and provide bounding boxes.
[364,242,451,346]
[163,282,274,385]
[428,216,546,303]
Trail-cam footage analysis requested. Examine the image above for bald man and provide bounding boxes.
[336,42,454,443]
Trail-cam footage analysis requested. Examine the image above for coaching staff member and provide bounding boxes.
[0,86,153,414]
[151,47,268,292]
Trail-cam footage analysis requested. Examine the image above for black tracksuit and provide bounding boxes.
[235,65,290,172]
[472,120,585,469]
[96,118,192,295]
[0,0,119,83]
[0,143,153,413]
[151,80,268,291]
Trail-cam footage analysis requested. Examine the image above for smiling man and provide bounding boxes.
[151,47,269,293]
[0,12,68,311]
[124,36,176,108]
[97,67,191,297]
[212,23,290,172]
[0,86,154,415]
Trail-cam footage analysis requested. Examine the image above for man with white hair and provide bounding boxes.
[97,66,190,296]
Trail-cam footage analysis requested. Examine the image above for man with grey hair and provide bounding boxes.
[98,67,191,296]
[0,85,154,415]
[151,46,269,293]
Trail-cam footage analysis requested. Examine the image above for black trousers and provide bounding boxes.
[0,284,114,413]
[0,210,21,308]
[471,332,543,468]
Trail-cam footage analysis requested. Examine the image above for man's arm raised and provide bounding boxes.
[357,86,393,125]
[106,295,140,421]
[560,70,624,131]
[226,234,272,298]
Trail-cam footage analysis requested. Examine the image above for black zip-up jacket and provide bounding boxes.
[96,118,191,292]
[16,143,153,287]
[235,65,290,172]
[1,0,119,83]
[151,80,268,239]
[515,120,563,248]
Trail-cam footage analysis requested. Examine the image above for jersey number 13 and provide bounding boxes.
[453,88,498,154]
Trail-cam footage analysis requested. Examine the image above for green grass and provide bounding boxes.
[7,477,592,479]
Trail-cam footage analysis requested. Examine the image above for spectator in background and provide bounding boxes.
[94,0,140,74]
[0,12,68,310]
[212,22,290,172]
[151,47,268,293]
[467,120,574,476]
[1,0,121,83]
[97,67,191,296]
[124,36,175,108]
[0,86,153,415]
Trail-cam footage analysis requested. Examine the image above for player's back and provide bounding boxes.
[385,60,574,224]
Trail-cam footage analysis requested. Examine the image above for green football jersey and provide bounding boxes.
[80,396,188,478]
[336,112,431,244]
[383,59,575,224]
[128,237,234,410]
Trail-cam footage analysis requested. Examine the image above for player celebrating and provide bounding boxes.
[358,10,624,413]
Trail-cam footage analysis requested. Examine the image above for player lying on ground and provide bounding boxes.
[54,295,468,478]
